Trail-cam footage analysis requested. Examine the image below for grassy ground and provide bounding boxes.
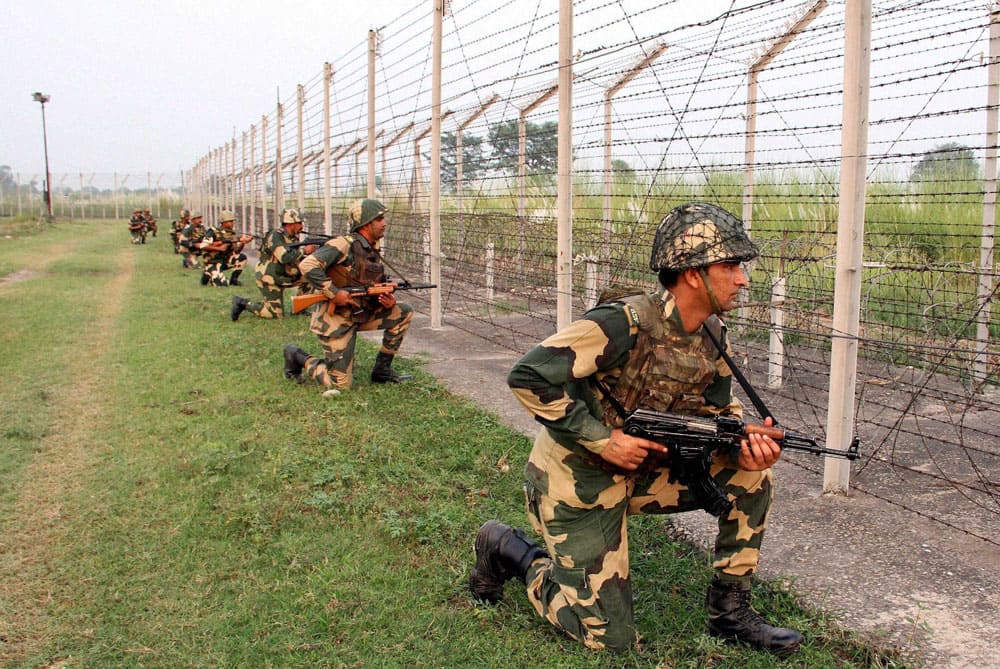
[0,218,915,668]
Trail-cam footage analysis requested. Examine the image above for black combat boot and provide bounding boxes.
[283,344,310,382]
[200,272,210,286]
[705,577,803,654]
[370,351,413,383]
[229,269,243,286]
[469,520,548,604]
[231,296,249,321]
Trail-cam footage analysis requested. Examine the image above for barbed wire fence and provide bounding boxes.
[15,1,991,544]
[0,171,186,222]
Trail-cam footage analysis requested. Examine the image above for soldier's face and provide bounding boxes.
[368,214,386,240]
[704,261,748,311]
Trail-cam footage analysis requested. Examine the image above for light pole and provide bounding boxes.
[32,92,53,221]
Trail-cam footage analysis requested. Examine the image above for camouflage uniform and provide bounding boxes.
[170,210,190,253]
[128,211,146,244]
[506,290,770,651]
[200,225,249,287]
[472,203,800,655]
[241,226,308,318]
[178,217,206,269]
[295,232,413,389]
[143,210,158,237]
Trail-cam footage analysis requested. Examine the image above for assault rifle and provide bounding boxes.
[623,409,860,516]
[290,280,436,315]
[288,235,334,249]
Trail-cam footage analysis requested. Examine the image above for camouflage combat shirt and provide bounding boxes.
[256,227,307,287]
[507,288,741,459]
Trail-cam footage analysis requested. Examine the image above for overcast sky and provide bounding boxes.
[2,0,408,179]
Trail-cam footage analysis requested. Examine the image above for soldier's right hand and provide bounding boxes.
[599,428,668,471]
[331,289,361,308]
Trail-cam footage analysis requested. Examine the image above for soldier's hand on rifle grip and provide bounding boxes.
[600,428,668,471]
[330,289,360,308]
[303,244,319,255]
[377,293,396,309]
[737,417,782,471]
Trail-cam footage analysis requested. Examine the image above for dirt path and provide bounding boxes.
[0,244,134,665]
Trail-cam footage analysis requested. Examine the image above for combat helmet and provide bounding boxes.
[191,211,203,221]
[650,202,758,272]
[348,198,387,232]
[282,208,303,225]
[219,210,236,224]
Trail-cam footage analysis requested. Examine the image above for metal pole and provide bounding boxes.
[368,30,378,198]
[604,43,668,283]
[556,0,573,330]
[250,124,257,234]
[324,62,334,235]
[33,93,53,221]
[823,0,871,496]
[298,84,306,212]
[429,0,444,327]
[276,102,284,218]
[261,115,269,231]
[975,5,1000,388]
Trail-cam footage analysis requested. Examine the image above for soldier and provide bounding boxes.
[231,208,318,321]
[170,209,191,253]
[469,203,802,655]
[178,211,206,269]
[198,210,252,287]
[128,209,146,244]
[282,198,413,395]
[143,209,158,237]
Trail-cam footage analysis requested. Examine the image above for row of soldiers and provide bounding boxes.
[127,209,158,244]
[162,199,813,655]
[170,201,413,393]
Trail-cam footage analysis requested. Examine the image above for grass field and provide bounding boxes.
[0,218,916,668]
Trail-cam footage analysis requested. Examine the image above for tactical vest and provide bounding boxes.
[599,292,724,427]
[346,235,386,286]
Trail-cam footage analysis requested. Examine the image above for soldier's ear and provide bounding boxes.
[681,267,702,289]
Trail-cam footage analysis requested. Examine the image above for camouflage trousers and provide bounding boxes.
[201,253,248,287]
[521,428,773,651]
[244,270,300,319]
[302,302,413,389]
[182,252,202,269]
[130,229,146,244]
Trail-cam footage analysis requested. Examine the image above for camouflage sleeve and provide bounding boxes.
[507,304,635,454]
[275,232,303,266]
[300,237,350,293]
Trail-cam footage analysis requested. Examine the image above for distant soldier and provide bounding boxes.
[170,209,191,253]
[198,210,252,287]
[128,209,146,244]
[143,210,158,237]
[178,212,206,269]
[231,208,318,321]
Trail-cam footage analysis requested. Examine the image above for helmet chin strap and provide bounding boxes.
[698,267,725,315]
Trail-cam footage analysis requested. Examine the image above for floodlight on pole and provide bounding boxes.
[32,92,53,221]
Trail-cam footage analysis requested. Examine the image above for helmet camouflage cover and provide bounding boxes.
[282,208,303,224]
[348,198,387,232]
[650,202,758,272]
[219,210,236,224]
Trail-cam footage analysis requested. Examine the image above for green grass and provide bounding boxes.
[0,219,917,667]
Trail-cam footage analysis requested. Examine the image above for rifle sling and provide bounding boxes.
[701,323,777,425]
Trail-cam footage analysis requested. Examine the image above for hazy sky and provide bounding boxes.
[2,0,408,179]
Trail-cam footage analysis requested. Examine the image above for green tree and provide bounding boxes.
[0,165,16,195]
[437,131,488,193]
[488,120,558,175]
[612,159,635,180]
[910,142,979,182]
